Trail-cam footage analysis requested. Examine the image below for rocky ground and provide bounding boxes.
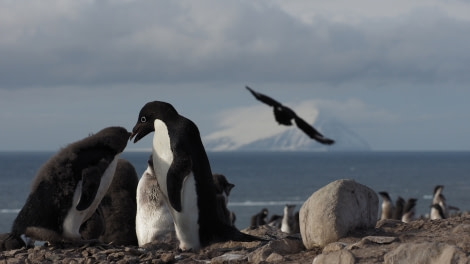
[1,214,470,263]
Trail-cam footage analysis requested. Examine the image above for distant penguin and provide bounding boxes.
[10,127,129,245]
[135,155,175,246]
[281,204,296,234]
[213,174,235,202]
[432,185,448,218]
[393,196,405,220]
[250,208,269,229]
[268,214,282,229]
[213,173,236,226]
[401,198,417,223]
[430,203,446,220]
[293,211,300,234]
[378,192,394,220]
[130,101,263,250]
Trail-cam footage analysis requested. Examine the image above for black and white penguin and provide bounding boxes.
[268,214,282,229]
[213,173,236,226]
[401,198,417,223]
[393,196,405,220]
[135,155,175,246]
[250,208,269,229]
[130,101,262,250]
[280,204,296,234]
[10,126,130,246]
[431,185,460,218]
[432,185,448,218]
[430,203,446,220]
[378,192,395,220]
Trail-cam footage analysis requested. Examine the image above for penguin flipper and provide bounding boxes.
[167,153,193,212]
[76,166,103,211]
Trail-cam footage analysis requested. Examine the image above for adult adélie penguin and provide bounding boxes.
[130,101,264,251]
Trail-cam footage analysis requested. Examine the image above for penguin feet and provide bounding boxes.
[176,246,196,253]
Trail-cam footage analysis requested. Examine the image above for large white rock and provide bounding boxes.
[299,179,378,248]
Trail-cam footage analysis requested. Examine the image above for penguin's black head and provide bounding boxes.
[130,101,178,143]
[378,191,391,201]
[433,185,444,195]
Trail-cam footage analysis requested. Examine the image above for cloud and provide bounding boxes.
[1,0,469,89]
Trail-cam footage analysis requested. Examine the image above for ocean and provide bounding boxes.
[1,151,469,233]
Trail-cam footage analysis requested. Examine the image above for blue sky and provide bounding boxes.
[1,0,469,151]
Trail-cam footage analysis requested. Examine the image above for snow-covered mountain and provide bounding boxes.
[203,102,370,151]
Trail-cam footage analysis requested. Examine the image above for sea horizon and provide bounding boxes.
[1,150,469,231]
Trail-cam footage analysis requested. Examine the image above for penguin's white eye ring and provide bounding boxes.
[140,116,147,123]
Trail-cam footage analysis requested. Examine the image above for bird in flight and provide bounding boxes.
[245,86,335,145]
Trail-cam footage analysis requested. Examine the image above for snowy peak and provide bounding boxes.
[203,102,370,151]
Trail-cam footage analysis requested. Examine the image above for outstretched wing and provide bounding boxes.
[245,86,283,108]
[294,117,335,145]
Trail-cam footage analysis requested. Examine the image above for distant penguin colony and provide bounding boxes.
[378,191,417,222]
[245,86,335,145]
[130,101,263,250]
[378,185,463,222]
[9,127,130,247]
[135,155,175,246]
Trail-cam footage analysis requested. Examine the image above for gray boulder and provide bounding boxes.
[384,242,469,264]
[313,249,356,264]
[299,179,378,248]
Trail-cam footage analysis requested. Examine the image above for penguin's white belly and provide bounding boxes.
[380,202,393,220]
[152,119,200,250]
[171,173,199,250]
[62,156,119,239]
[136,168,174,246]
[281,218,292,234]
[430,207,441,220]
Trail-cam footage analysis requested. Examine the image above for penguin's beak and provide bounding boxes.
[129,123,153,143]
[129,124,141,143]
[129,131,137,142]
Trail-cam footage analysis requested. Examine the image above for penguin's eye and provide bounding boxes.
[140,116,147,123]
